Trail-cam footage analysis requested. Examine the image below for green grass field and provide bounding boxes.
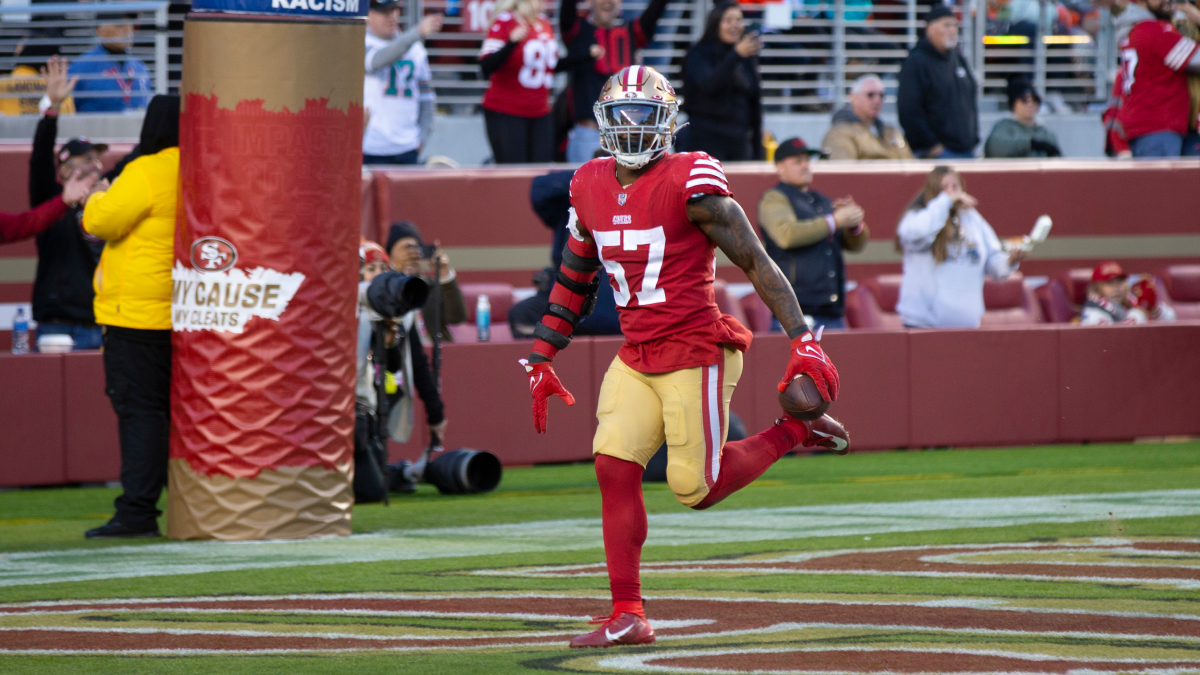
[2,441,1200,674]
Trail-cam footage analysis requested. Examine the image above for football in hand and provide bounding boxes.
[778,374,830,421]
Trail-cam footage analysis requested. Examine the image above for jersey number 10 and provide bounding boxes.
[595,227,667,307]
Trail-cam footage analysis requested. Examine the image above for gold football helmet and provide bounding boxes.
[594,65,681,169]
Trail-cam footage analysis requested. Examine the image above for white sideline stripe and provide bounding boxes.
[3,489,1200,588]
[598,645,1200,674]
[0,624,578,642]
[684,178,728,190]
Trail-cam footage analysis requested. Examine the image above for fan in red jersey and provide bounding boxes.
[479,0,559,163]
[517,65,852,649]
[1114,0,1200,157]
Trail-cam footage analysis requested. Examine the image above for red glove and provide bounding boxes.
[520,359,576,434]
[778,327,840,402]
[1130,279,1158,311]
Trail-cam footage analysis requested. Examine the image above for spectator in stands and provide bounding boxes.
[679,1,763,161]
[984,78,1063,158]
[896,166,1028,328]
[30,57,108,350]
[1113,0,1200,157]
[69,13,151,113]
[363,1,443,165]
[508,167,620,337]
[1175,5,1200,155]
[385,221,467,341]
[81,94,179,539]
[479,0,558,163]
[757,138,869,331]
[1079,261,1177,324]
[821,74,913,160]
[559,0,670,163]
[898,6,979,158]
[0,41,74,115]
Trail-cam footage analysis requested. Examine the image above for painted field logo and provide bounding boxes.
[190,237,238,273]
[171,262,305,334]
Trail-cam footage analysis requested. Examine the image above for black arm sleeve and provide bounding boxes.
[480,40,519,78]
[407,323,445,425]
[30,115,62,208]
[637,0,671,45]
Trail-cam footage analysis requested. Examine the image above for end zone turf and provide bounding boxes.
[1,442,1198,674]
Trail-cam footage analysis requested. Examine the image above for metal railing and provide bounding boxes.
[0,0,1115,115]
[0,1,169,111]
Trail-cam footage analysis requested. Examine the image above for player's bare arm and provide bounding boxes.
[687,194,807,339]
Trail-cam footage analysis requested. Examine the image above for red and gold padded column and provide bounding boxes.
[169,14,363,539]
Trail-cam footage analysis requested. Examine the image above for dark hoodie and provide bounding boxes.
[897,38,979,154]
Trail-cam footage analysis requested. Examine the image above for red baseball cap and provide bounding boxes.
[1091,261,1126,282]
[359,239,389,266]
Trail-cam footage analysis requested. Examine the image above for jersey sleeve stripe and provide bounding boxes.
[689,167,726,180]
[693,158,723,169]
[1165,37,1197,70]
[685,177,729,190]
[480,38,506,55]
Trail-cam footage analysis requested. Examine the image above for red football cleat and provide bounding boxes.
[777,413,851,455]
[569,612,656,648]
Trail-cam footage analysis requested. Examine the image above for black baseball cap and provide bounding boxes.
[925,5,957,24]
[774,137,828,162]
[369,0,400,11]
[57,137,109,164]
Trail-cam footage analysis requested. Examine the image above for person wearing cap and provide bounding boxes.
[363,0,444,165]
[27,56,111,350]
[0,39,75,116]
[385,221,467,342]
[1079,261,1176,325]
[897,6,979,159]
[757,138,869,331]
[822,74,913,161]
[68,12,151,113]
[984,79,1062,158]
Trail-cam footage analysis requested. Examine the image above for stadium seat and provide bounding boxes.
[1158,265,1200,320]
[845,275,905,330]
[980,273,1044,325]
[739,292,775,333]
[712,279,750,329]
[459,283,515,323]
[1034,280,1076,323]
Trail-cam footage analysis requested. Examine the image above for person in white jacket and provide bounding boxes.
[895,166,1028,328]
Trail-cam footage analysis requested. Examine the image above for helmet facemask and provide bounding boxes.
[594,98,680,169]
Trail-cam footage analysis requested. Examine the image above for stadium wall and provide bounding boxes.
[3,322,1198,488]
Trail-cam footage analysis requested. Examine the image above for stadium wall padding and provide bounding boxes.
[2,322,1199,487]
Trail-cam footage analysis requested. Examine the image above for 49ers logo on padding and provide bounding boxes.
[190,236,238,273]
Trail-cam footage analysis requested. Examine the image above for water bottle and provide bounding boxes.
[476,294,491,342]
[11,308,29,355]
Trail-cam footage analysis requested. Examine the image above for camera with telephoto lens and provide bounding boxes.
[360,270,430,319]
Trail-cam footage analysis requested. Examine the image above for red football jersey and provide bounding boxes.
[570,152,753,374]
[480,13,558,118]
[1117,20,1198,139]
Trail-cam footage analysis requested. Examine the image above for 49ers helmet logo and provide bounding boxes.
[191,237,237,273]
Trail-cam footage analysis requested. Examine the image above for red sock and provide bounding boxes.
[693,420,804,510]
[595,455,647,614]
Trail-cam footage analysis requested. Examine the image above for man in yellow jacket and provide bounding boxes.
[81,94,179,539]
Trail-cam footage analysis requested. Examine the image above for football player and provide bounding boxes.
[519,65,851,648]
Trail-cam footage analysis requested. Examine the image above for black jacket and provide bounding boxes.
[29,114,104,326]
[897,38,979,154]
[759,184,848,317]
[681,41,763,157]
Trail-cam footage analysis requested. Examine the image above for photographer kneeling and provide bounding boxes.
[356,240,448,503]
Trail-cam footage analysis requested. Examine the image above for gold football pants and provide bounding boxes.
[592,347,742,507]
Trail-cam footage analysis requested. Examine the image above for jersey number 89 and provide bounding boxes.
[518,40,558,90]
